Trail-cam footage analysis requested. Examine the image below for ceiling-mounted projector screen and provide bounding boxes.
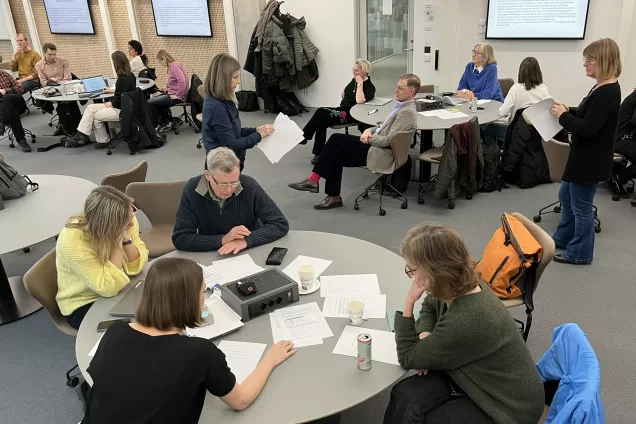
[43,0,95,35]
[151,0,213,37]
[486,0,590,40]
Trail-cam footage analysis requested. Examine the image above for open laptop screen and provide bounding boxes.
[82,76,106,93]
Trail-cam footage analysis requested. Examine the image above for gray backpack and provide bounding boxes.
[0,157,38,206]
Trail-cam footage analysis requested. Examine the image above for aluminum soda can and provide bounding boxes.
[357,333,372,370]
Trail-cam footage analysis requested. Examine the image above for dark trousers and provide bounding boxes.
[553,181,597,264]
[21,80,41,93]
[64,302,95,330]
[615,138,636,182]
[148,94,181,126]
[0,94,27,142]
[303,106,352,155]
[383,372,494,424]
[313,133,369,196]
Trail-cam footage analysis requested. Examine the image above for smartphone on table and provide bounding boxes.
[97,318,131,332]
[266,247,288,265]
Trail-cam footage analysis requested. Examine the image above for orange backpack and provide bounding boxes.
[477,213,543,299]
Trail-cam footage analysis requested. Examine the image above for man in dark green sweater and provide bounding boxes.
[387,224,544,424]
[172,148,289,254]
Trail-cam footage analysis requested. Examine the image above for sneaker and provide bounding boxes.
[156,123,172,133]
[17,139,32,152]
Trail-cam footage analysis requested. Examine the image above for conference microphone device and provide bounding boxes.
[220,268,299,322]
[415,97,444,112]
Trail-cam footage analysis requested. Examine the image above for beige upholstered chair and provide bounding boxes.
[101,161,148,194]
[353,130,414,216]
[499,78,515,99]
[125,180,187,258]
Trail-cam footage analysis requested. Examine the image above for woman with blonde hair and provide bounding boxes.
[55,186,149,329]
[301,59,376,164]
[456,43,504,102]
[550,38,621,265]
[385,224,544,424]
[149,49,189,132]
[202,53,274,170]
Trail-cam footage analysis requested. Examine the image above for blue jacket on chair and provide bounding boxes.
[202,96,261,166]
[536,323,605,424]
[457,63,504,102]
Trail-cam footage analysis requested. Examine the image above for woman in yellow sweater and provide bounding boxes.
[56,186,149,329]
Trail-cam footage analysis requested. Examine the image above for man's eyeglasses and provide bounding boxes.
[472,50,482,56]
[404,266,415,278]
[212,176,241,189]
[395,85,410,91]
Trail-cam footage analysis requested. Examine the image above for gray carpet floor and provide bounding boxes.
[1,105,635,424]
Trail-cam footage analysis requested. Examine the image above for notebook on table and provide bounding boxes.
[186,295,244,340]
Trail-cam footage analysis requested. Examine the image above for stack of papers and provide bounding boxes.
[257,113,304,163]
[199,254,265,289]
[419,109,469,120]
[217,341,266,383]
[282,255,333,284]
[332,325,400,365]
[186,295,244,340]
[523,98,563,141]
[269,302,333,348]
[320,274,381,296]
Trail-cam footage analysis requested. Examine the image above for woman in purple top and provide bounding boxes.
[456,43,504,103]
[149,49,190,132]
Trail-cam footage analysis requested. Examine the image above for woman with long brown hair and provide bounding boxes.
[63,51,138,148]
[148,49,189,132]
[56,186,148,329]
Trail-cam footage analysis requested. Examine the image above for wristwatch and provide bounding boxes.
[122,237,133,246]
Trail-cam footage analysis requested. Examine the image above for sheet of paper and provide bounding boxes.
[477,100,491,105]
[282,255,333,284]
[269,312,323,347]
[88,333,105,357]
[217,341,266,383]
[275,302,333,340]
[212,254,264,282]
[522,98,563,141]
[257,113,304,163]
[320,274,381,297]
[186,295,244,339]
[332,325,400,365]
[419,109,446,117]
[199,263,225,289]
[322,294,387,319]
[365,97,392,106]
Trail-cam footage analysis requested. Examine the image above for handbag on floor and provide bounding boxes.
[0,156,39,201]
[236,90,260,112]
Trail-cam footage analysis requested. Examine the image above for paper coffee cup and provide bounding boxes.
[348,301,364,326]
[298,265,315,291]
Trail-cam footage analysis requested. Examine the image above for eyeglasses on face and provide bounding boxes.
[583,57,596,64]
[472,50,483,56]
[212,176,241,189]
[404,266,415,278]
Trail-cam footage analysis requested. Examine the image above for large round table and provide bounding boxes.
[350,95,502,180]
[77,231,411,423]
[0,175,97,325]
[31,77,155,103]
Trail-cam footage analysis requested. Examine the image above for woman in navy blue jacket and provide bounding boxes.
[456,43,504,103]
[202,53,274,170]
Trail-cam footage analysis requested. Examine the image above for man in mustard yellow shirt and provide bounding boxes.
[9,33,41,93]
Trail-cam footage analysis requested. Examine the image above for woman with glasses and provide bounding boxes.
[149,49,189,132]
[127,40,148,77]
[384,224,544,424]
[202,53,274,170]
[550,38,622,265]
[55,186,149,330]
[456,43,504,102]
[301,59,376,165]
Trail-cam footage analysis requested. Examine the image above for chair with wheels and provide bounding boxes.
[22,248,81,387]
[353,130,414,216]
[501,213,555,342]
[172,74,202,135]
[125,180,187,258]
[533,138,601,233]
[416,146,444,204]
[498,78,515,99]
[101,161,148,193]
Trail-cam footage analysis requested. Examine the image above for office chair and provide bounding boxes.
[22,248,81,387]
[353,130,414,216]
[172,74,201,135]
[0,109,37,148]
[498,78,514,99]
[101,161,148,194]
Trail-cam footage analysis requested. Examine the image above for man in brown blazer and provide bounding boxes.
[289,73,419,210]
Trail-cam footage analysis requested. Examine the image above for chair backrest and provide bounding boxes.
[390,130,415,170]
[197,84,205,98]
[0,62,10,70]
[511,212,555,292]
[23,248,77,337]
[542,139,570,183]
[101,161,149,193]
[125,180,187,230]
[499,78,514,99]
[419,84,434,94]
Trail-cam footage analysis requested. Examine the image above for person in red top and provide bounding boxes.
[0,54,31,152]
[148,49,189,132]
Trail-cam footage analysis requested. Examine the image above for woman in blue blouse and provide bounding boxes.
[456,43,504,103]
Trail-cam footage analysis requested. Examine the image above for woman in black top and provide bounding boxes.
[550,38,622,264]
[301,59,376,163]
[64,51,138,148]
[83,258,296,424]
[613,89,636,202]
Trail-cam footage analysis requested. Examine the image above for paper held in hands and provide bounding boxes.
[257,113,305,163]
[522,98,563,141]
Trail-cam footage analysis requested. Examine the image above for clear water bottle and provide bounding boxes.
[61,81,66,95]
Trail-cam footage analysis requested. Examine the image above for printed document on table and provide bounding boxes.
[320,274,381,297]
[257,113,304,163]
[522,98,562,141]
[199,264,224,289]
[275,302,333,340]
[269,312,323,347]
[282,255,333,284]
[212,254,264,282]
[437,110,469,120]
[322,294,386,319]
[217,341,266,383]
[332,325,399,365]
[88,333,105,357]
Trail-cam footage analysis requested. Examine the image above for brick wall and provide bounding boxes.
[109,0,132,53]
[134,0,228,88]
[8,0,28,34]
[0,40,13,62]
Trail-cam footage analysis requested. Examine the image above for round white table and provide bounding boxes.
[76,231,411,423]
[31,78,155,103]
[0,175,97,325]
[350,96,502,180]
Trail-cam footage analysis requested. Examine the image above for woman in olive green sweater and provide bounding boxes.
[385,224,544,424]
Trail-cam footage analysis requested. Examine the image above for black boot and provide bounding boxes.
[17,139,32,152]
[608,175,629,199]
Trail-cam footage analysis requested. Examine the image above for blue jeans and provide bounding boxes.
[483,122,509,146]
[21,80,41,93]
[147,94,182,126]
[553,181,597,264]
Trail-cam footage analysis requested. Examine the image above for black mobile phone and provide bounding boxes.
[266,247,288,265]
[97,318,131,332]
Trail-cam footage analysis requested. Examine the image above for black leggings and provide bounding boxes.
[383,372,494,424]
[64,302,95,330]
[303,106,354,155]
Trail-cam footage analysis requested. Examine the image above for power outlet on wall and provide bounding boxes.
[478,18,486,34]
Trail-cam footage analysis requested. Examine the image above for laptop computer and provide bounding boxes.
[81,76,107,95]
[109,280,144,317]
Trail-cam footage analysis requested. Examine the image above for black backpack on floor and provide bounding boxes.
[388,155,412,194]
[274,91,307,116]
[480,142,503,192]
[57,102,82,136]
